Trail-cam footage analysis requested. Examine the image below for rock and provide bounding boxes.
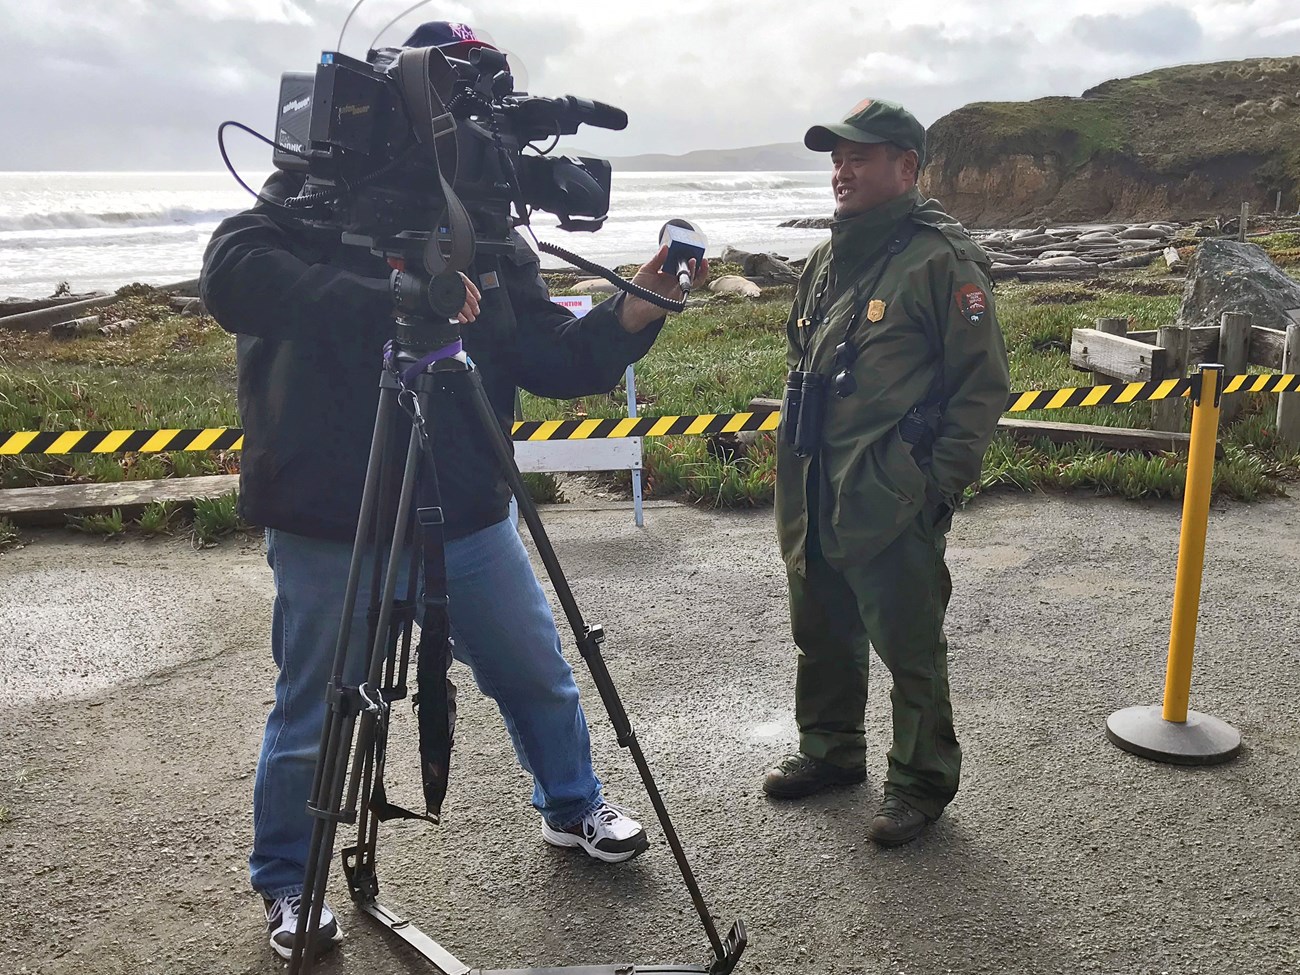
[1030,256,1090,267]
[1005,233,1056,247]
[568,279,618,295]
[1118,227,1167,240]
[719,247,800,283]
[708,275,762,297]
[778,217,834,229]
[1176,239,1300,331]
[705,429,761,464]
[49,315,101,338]
[98,318,138,337]
[1100,252,1161,269]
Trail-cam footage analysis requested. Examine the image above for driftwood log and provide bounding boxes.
[0,278,200,332]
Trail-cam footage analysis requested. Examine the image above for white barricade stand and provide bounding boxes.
[511,295,646,527]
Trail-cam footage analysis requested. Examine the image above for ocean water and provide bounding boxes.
[0,170,835,298]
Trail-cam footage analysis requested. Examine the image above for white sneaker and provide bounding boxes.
[541,801,650,863]
[263,893,343,960]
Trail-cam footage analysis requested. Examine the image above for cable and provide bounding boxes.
[369,0,438,50]
[337,0,369,52]
[535,239,689,313]
[216,121,336,216]
[525,127,562,157]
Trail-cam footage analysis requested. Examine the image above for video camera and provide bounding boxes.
[269,41,628,256]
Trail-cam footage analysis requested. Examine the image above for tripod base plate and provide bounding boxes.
[357,897,739,975]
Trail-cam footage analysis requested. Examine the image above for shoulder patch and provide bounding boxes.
[956,283,988,326]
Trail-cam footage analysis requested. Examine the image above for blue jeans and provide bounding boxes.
[251,518,604,898]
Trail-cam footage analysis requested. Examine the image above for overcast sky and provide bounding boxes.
[3,0,1300,171]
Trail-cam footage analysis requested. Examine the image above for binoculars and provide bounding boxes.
[782,370,827,457]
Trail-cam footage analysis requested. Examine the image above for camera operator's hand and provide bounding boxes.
[617,244,708,334]
[455,272,481,325]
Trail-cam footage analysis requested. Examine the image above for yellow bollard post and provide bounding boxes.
[1162,364,1222,722]
[1106,364,1242,764]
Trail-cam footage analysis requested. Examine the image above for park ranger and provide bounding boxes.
[763,99,1010,847]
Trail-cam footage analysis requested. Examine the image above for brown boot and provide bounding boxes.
[867,794,933,847]
[762,753,866,799]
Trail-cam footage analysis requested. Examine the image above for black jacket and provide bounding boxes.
[201,172,662,542]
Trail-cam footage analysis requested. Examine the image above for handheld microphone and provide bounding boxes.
[658,219,707,293]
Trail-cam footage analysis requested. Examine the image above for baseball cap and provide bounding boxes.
[804,98,926,167]
[402,21,497,56]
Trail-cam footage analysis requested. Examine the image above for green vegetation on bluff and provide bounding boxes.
[927,56,1300,207]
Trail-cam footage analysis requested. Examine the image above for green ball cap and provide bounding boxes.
[804,98,926,168]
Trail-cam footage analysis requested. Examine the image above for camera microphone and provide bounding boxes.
[553,96,628,131]
[658,219,707,293]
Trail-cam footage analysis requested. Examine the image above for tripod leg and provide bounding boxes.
[291,388,429,975]
[459,367,731,964]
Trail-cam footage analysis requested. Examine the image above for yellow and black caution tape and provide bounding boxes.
[3,374,1297,456]
[1004,372,1300,413]
[0,428,246,456]
[511,411,779,442]
[1221,373,1300,396]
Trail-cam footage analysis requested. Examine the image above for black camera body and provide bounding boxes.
[271,46,626,252]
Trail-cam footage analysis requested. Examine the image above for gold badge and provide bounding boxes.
[867,299,886,323]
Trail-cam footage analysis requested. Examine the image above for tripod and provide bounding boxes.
[287,271,747,975]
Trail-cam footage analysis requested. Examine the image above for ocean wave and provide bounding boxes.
[0,205,238,233]
[655,175,819,192]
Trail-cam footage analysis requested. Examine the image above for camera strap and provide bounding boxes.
[796,215,915,370]
[363,375,460,826]
[396,47,476,277]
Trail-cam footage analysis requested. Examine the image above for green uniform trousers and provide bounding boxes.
[789,504,959,819]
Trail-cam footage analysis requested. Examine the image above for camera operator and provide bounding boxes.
[201,21,705,960]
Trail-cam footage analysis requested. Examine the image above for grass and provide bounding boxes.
[4,255,1300,525]
[67,508,126,537]
[0,517,19,550]
[192,492,242,546]
[137,500,181,536]
[950,98,1129,172]
[0,287,239,490]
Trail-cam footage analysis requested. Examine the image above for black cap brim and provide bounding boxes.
[804,123,890,152]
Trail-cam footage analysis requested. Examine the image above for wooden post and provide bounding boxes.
[1093,317,1128,386]
[1154,325,1190,432]
[1218,312,1251,423]
[1239,202,1250,242]
[1278,190,1284,214]
[1279,323,1300,448]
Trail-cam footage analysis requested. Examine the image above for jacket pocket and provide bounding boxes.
[825,429,926,563]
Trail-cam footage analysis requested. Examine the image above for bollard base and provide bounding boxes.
[1106,705,1241,765]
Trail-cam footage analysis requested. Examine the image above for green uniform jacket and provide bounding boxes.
[776,187,1011,576]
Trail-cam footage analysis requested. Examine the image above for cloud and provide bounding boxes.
[1069,4,1204,56]
[841,53,947,88]
[0,0,1295,170]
